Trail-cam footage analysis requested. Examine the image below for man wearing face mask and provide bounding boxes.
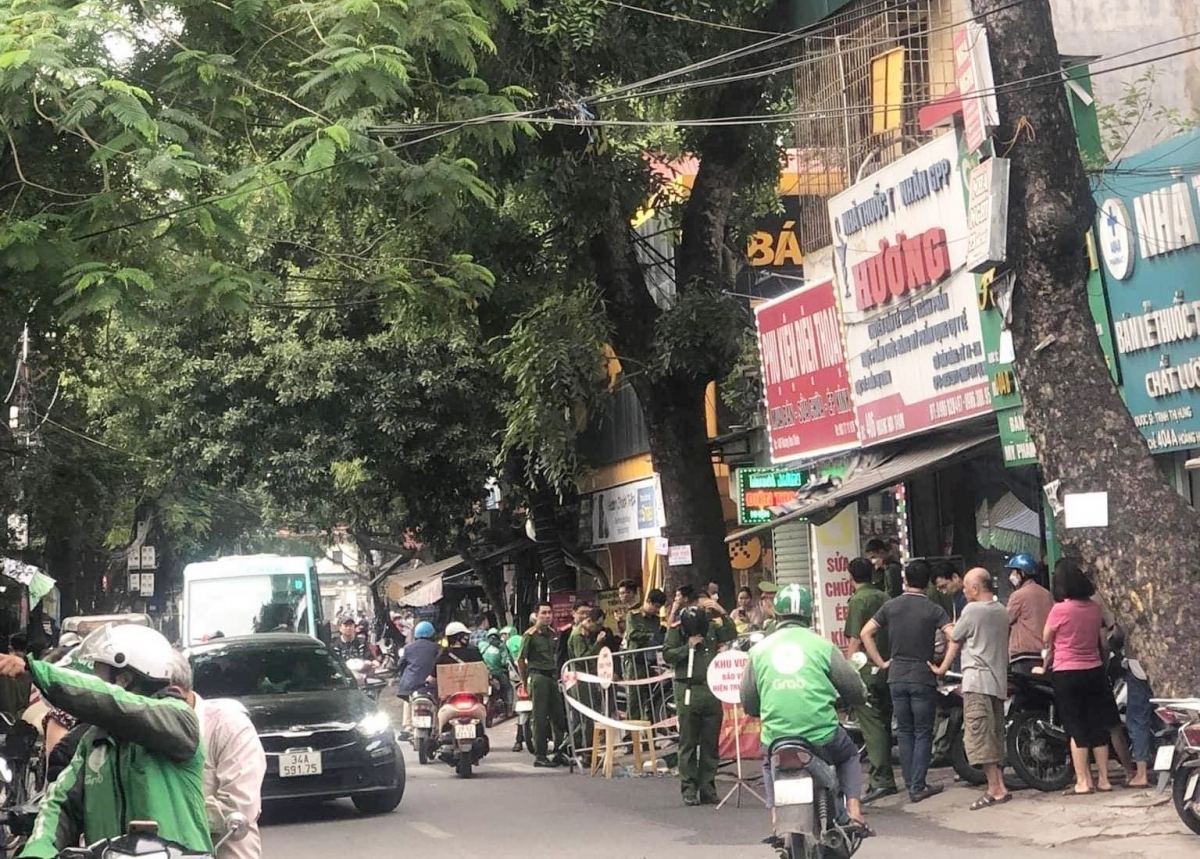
[1005,553,1053,659]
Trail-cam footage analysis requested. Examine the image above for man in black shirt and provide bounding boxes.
[330,617,369,663]
[436,622,484,667]
[859,559,954,803]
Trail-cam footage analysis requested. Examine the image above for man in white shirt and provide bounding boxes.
[169,653,266,859]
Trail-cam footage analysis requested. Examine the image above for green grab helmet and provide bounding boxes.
[773,584,813,621]
[500,625,518,637]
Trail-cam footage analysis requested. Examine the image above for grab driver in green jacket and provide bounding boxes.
[741,585,871,841]
[0,624,211,858]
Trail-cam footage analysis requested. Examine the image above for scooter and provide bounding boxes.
[435,691,490,778]
[344,658,387,702]
[1152,698,1200,836]
[4,812,248,859]
[771,738,867,859]
[410,687,438,765]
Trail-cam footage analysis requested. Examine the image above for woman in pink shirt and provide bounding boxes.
[1042,558,1120,794]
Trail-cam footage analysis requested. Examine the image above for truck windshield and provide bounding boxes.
[186,573,311,643]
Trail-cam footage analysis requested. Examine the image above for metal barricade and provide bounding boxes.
[559,645,679,774]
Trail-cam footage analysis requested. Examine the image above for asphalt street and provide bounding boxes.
[258,717,1198,859]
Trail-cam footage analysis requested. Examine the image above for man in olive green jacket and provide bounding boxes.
[0,625,211,858]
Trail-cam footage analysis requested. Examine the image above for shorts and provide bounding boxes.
[963,692,1005,765]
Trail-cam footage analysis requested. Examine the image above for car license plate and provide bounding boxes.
[412,715,432,728]
[1153,745,1175,772]
[515,700,534,713]
[773,775,814,806]
[454,723,476,741]
[279,751,322,778]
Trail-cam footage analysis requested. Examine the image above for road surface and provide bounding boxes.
[261,719,1196,859]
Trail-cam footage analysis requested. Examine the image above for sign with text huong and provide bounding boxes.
[755,278,859,463]
[1095,130,1200,454]
[829,131,991,446]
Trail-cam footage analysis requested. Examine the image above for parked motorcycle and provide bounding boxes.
[771,738,867,859]
[1006,662,1073,792]
[410,687,438,765]
[435,692,490,778]
[1153,698,1200,836]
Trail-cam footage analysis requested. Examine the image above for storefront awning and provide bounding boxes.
[725,427,1000,542]
[383,554,467,604]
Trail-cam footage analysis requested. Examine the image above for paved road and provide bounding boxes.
[260,718,1197,859]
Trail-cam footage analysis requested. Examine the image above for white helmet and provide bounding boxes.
[445,622,470,638]
[75,624,177,685]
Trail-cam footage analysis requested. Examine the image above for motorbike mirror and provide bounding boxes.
[218,812,250,846]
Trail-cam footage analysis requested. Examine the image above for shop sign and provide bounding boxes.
[737,197,806,301]
[591,476,664,545]
[829,131,991,446]
[954,23,999,154]
[809,506,860,649]
[1094,130,1200,453]
[736,467,806,525]
[965,158,1009,272]
[754,278,858,462]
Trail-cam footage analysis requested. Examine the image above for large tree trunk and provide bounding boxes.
[977,0,1200,694]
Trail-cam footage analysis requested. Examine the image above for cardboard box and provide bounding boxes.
[436,661,491,696]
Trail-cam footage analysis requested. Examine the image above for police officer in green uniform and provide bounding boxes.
[567,607,610,754]
[844,557,898,803]
[662,587,736,806]
[623,589,666,722]
[518,601,569,768]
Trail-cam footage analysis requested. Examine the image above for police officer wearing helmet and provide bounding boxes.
[741,585,871,840]
[662,585,736,806]
[0,624,212,858]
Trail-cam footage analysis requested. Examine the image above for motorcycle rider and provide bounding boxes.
[741,585,871,839]
[437,621,484,668]
[0,625,212,858]
[397,621,441,739]
[481,628,513,713]
[331,616,371,663]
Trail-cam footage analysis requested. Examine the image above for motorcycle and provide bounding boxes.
[771,739,866,859]
[1152,698,1200,836]
[344,658,387,702]
[410,687,438,765]
[435,691,490,778]
[4,811,248,859]
[1005,660,1074,792]
[511,665,535,754]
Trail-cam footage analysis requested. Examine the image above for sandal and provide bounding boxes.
[970,793,1012,810]
[1062,787,1095,796]
[761,835,784,849]
[845,819,875,838]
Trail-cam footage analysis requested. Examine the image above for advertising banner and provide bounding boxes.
[591,476,664,545]
[754,278,858,463]
[1094,130,1200,454]
[809,505,860,649]
[829,131,991,445]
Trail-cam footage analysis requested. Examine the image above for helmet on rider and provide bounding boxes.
[773,584,813,623]
[499,625,518,639]
[486,628,501,640]
[74,624,176,693]
[1005,553,1038,577]
[678,605,710,639]
[445,621,471,645]
[414,621,436,640]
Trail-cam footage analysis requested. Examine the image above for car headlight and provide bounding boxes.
[357,711,391,737]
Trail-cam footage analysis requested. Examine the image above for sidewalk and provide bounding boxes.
[887,777,1195,858]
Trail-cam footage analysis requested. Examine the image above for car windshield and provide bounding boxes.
[186,574,310,643]
[190,645,356,697]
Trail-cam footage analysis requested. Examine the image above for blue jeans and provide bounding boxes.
[1125,670,1154,763]
[891,682,937,793]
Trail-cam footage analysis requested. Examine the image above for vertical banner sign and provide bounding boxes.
[809,506,860,649]
[954,24,998,154]
[754,278,859,464]
[828,130,991,446]
[966,158,1010,272]
[1094,131,1200,453]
